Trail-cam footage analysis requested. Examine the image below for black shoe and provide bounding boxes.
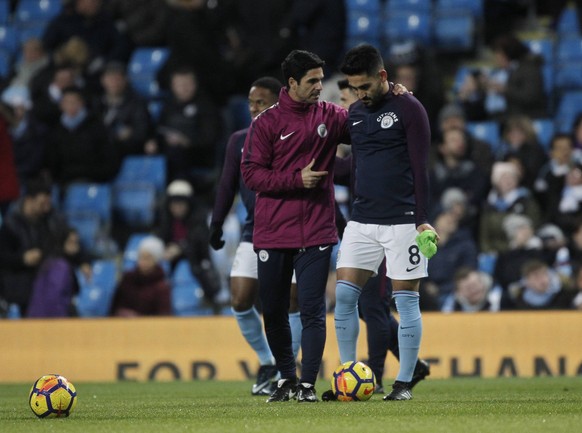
[383,381,413,401]
[297,382,318,403]
[321,389,337,401]
[410,359,430,389]
[266,378,297,402]
[374,383,384,394]
[252,365,279,396]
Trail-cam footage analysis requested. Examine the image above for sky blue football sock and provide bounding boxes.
[334,280,362,363]
[289,311,302,360]
[232,307,274,366]
[393,291,422,383]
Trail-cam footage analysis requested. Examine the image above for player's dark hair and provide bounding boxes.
[281,50,325,88]
[337,78,350,90]
[251,76,283,96]
[340,44,384,77]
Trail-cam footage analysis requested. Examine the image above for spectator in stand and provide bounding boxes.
[1,86,47,185]
[441,268,500,313]
[158,180,221,310]
[104,0,169,48]
[487,34,547,119]
[479,161,541,253]
[555,163,582,235]
[493,214,544,293]
[159,0,232,105]
[429,126,489,217]
[0,179,69,315]
[567,220,582,266]
[46,86,119,186]
[42,0,131,89]
[9,38,49,89]
[110,236,172,317]
[422,210,478,306]
[156,67,223,202]
[497,115,548,190]
[503,260,575,310]
[434,187,479,240]
[534,134,581,224]
[0,104,20,217]
[388,41,445,132]
[94,62,153,157]
[436,103,494,177]
[456,68,488,121]
[570,264,582,310]
[537,223,572,280]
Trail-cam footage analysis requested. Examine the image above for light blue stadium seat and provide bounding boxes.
[171,259,207,316]
[384,12,432,46]
[65,211,101,252]
[433,13,475,52]
[524,38,554,66]
[113,182,157,228]
[15,0,61,24]
[435,0,484,18]
[555,91,582,132]
[0,25,19,56]
[466,121,501,152]
[554,61,582,90]
[63,183,112,224]
[556,37,582,62]
[114,155,166,195]
[76,259,118,317]
[128,47,169,99]
[346,0,382,13]
[477,252,497,275]
[0,47,11,77]
[347,11,381,39]
[386,0,432,14]
[556,6,581,37]
[0,2,9,24]
[122,232,149,270]
[148,100,162,122]
[532,118,555,152]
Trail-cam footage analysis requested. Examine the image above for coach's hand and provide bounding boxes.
[209,223,225,250]
[301,159,328,189]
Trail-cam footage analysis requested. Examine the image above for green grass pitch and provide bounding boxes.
[1,377,581,433]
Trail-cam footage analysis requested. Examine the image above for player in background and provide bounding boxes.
[335,79,430,394]
[333,44,438,401]
[209,77,303,396]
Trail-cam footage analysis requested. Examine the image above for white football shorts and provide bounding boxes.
[230,241,297,283]
[336,221,428,281]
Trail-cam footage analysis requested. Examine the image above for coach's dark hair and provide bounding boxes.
[340,44,384,76]
[281,50,325,88]
[251,76,283,96]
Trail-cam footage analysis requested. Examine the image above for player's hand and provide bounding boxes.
[416,224,440,259]
[392,83,412,95]
[301,159,328,189]
[209,224,225,250]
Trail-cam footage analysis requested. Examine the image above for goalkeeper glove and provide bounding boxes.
[416,230,438,259]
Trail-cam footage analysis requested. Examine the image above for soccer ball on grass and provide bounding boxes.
[29,374,77,418]
[331,361,376,401]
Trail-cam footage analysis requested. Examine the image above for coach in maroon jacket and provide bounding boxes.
[241,50,349,403]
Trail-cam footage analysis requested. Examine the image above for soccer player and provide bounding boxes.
[209,77,303,396]
[241,50,351,403]
[335,79,430,394]
[334,44,438,401]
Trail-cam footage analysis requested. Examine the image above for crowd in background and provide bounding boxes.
[1,0,582,319]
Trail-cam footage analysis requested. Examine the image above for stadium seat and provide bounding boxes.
[386,0,432,14]
[347,11,381,40]
[346,0,382,14]
[113,182,157,228]
[556,37,582,62]
[171,259,206,316]
[128,47,169,99]
[556,6,581,37]
[433,13,475,52]
[435,0,484,18]
[554,61,582,91]
[466,121,501,152]
[384,12,432,46]
[226,95,252,132]
[148,100,162,122]
[122,232,149,270]
[477,252,497,275]
[0,25,19,56]
[76,259,118,317]
[63,183,112,224]
[15,0,61,24]
[532,118,555,152]
[114,155,166,196]
[555,91,582,132]
[65,211,101,252]
[0,47,11,78]
[0,2,9,24]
